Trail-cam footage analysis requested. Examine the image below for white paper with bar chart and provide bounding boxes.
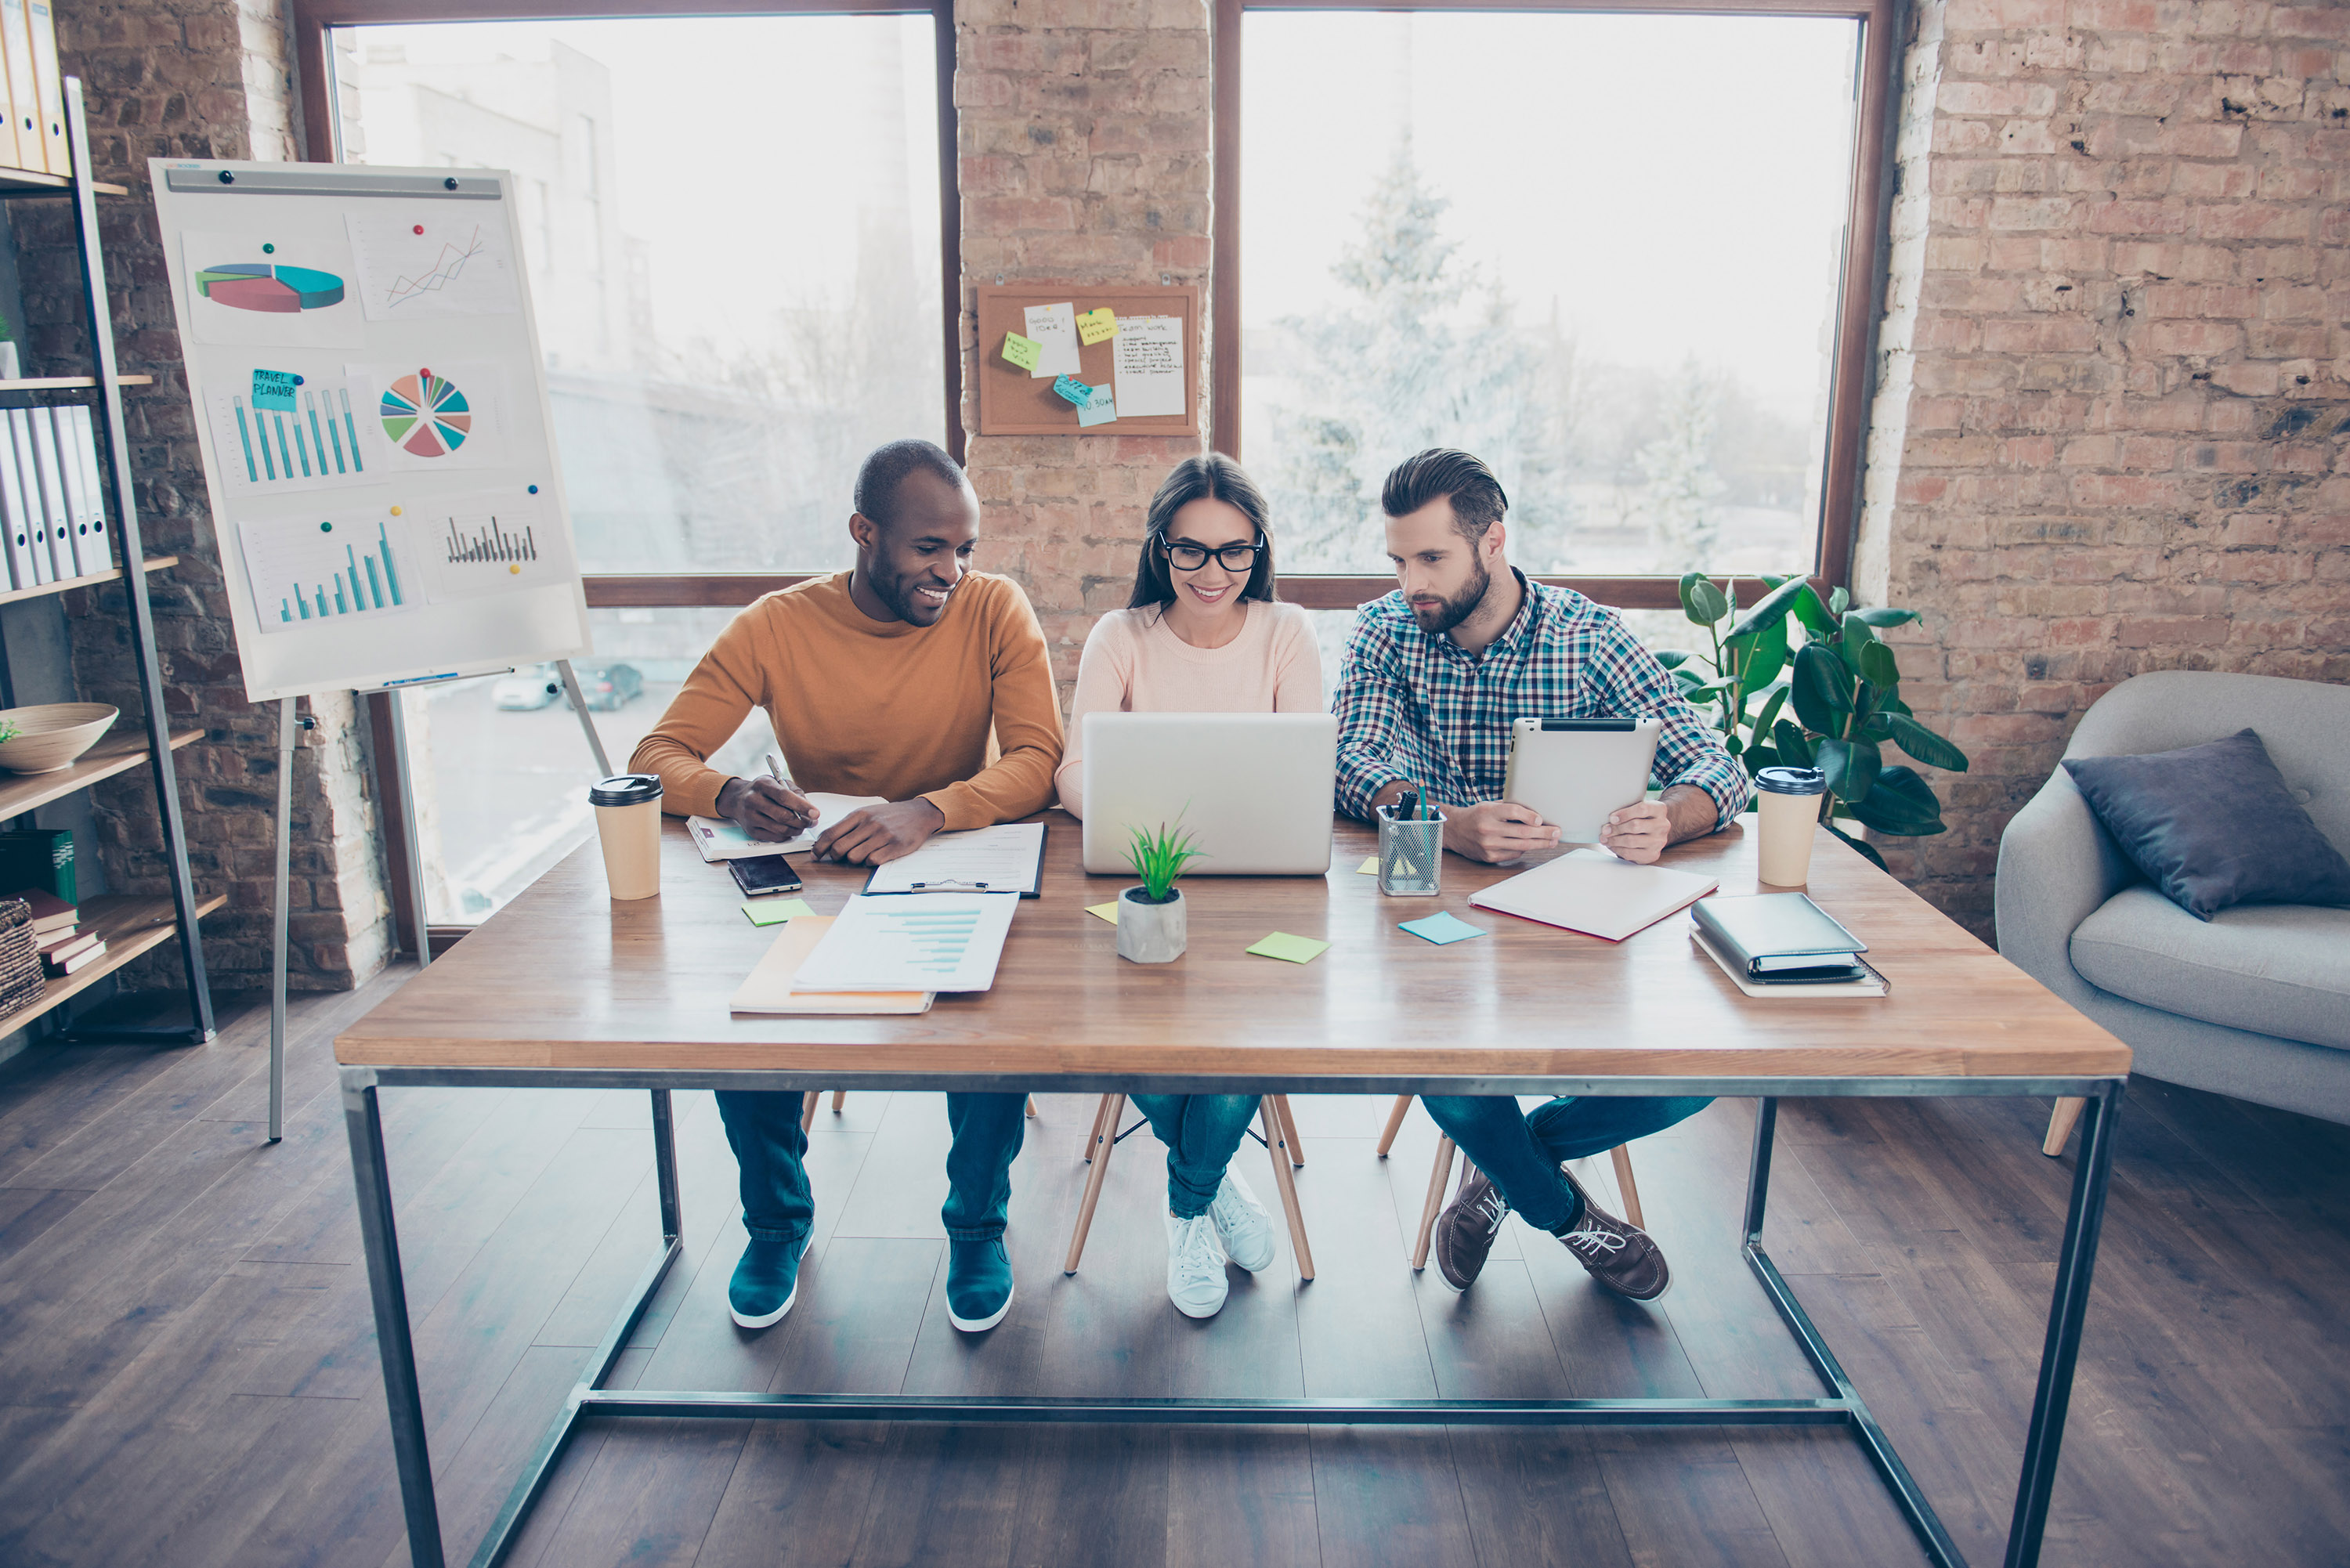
[788,894,1021,994]
[150,160,589,700]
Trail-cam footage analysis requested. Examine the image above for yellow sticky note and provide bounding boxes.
[1002,331,1042,371]
[1356,857,1379,875]
[743,897,815,927]
[1086,901,1120,924]
[1076,308,1118,345]
[1248,931,1329,964]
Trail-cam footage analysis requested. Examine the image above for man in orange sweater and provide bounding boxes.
[631,438,1062,1335]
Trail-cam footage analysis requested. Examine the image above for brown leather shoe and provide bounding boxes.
[1553,1165,1670,1302]
[1432,1162,1510,1291]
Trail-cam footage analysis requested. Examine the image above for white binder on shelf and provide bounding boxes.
[60,406,107,573]
[0,0,34,177]
[24,0,63,175]
[0,414,32,588]
[6,410,48,583]
[25,406,70,581]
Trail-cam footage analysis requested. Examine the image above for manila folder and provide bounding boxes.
[730,916,932,1015]
[1466,847,1719,942]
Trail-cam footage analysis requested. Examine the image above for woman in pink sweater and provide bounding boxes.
[1056,453,1323,1321]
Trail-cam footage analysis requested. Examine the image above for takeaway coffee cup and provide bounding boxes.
[1755,766,1827,886]
[589,774,663,901]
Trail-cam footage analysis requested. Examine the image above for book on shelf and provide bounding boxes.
[0,828,74,905]
[14,887,75,934]
[45,938,104,976]
[40,929,94,964]
[33,923,80,954]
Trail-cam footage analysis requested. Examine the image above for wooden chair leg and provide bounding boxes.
[1064,1094,1125,1274]
[1273,1094,1304,1168]
[1376,1093,1412,1158]
[1080,1092,1115,1162]
[1607,1144,1645,1230]
[1025,1097,1038,1118]
[1259,1096,1314,1281]
[1411,1136,1458,1270]
[2043,1096,2087,1158]
[800,1090,820,1133]
[830,1090,846,1114]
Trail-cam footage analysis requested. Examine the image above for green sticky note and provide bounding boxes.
[1356,857,1379,875]
[1086,901,1120,924]
[1001,331,1041,371]
[743,897,815,927]
[1248,931,1329,964]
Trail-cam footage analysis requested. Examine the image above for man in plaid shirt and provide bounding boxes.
[1333,448,1754,1306]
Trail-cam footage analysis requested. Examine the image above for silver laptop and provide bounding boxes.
[1079,712,1338,875]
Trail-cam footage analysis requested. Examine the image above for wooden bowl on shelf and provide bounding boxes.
[0,703,119,774]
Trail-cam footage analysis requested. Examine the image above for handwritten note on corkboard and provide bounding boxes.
[974,284,1200,437]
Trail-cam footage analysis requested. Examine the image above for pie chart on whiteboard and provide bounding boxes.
[379,370,472,457]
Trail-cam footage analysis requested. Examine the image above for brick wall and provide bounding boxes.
[20,0,393,990]
[956,0,1213,686]
[1856,0,2350,938]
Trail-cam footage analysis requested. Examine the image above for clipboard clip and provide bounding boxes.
[906,879,991,892]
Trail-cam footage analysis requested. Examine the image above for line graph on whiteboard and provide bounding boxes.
[345,211,522,321]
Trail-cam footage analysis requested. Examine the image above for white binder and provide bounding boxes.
[0,411,33,589]
[24,406,71,581]
[66,405,110,572]
[0,0,35,179]
[6,409,48,583]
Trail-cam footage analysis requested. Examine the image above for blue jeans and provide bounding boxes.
[1420,1094,1712,1232]
[715,1089,1029,1244]
[1128,1093,1260,1218]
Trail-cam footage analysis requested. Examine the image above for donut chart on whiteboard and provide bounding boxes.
[380,369,472,457]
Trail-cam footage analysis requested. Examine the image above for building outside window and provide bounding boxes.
[330,14,946,922]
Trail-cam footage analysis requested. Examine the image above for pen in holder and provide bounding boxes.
[1376,799,1446,898]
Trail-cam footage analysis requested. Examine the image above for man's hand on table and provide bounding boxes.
[1599,785,1719,865]
[717,775,818,842]
[815,798,946,865]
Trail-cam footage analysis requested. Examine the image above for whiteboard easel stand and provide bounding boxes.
[556,659,616,776]
[266,700,314,1143]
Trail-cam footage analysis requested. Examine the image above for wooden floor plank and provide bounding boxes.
[1166,1425,1319,1566]
[692,1421,895,1568]
[1311,1426,1480,1568]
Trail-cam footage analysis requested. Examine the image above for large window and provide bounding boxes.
[1222,2,1891,602]
[308,6,953,925]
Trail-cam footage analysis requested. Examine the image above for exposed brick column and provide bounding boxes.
[1854,0,2350,941]
[956,0,1213,691]
[13,0,393,990]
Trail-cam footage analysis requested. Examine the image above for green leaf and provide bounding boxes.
[1885,713,1969,771]
[1816,736,1881,806]
[1791,582,1838,638]
[1725,576,1809,642]
[1743,746,1781,774]
[1858,715,1895,742]
[1823,818,1887,870]
[1846,765,1945,835]
[1654,649,1693,670]
[1748,685,1789,749]
[1724,729,1744,756]
[1858,639,1901,688]
[1853,606,1919,628]
[1773,720,1815,768]
[1680,572,1729,626]
[1791,644,1852,732]
[1679,682,1728,705]
[1829,585,1851,614]
[1723,613,1789,696]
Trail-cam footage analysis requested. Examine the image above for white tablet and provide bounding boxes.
[1501,717,1664,843]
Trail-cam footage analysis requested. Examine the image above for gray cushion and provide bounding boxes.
[2071,885,2350,1050]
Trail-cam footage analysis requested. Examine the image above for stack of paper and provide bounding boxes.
[862,822,1046,895]
[729,916,931,1015]
[790,893,1019,994]
[1466,848,1719,942]
[689,793,885,862]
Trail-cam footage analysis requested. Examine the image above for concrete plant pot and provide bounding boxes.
[1115,885,1186,963]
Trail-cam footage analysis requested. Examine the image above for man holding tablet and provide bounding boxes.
[1331,447,1752,1302]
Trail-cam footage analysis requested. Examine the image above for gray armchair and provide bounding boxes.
[1996,670,2350,1152]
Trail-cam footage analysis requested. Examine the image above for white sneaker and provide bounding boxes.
[1166,1212,1229,1319]
[1207,1171,1276,1273]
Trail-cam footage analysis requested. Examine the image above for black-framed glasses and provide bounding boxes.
[1162,537,1265,573]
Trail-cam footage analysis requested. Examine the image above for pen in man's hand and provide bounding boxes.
[765,752,814,829]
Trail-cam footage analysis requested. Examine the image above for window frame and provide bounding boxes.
[1211,0,1903,612]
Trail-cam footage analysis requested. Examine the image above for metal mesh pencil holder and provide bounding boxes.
[1376,804,1446,897]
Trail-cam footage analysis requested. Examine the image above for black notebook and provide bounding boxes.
[1690,892,1865,979]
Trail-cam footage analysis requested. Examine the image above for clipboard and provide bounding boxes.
[859,822,1048,898]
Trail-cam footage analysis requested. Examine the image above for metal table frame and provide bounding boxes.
[342,1066,2124,1568]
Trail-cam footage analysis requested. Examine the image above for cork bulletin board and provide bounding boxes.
[974,284,1201,437]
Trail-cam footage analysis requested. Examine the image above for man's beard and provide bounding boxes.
[1411,553,1491,636]
[871,559,949,624]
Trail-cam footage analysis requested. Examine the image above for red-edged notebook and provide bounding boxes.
[1466,848,1719,942]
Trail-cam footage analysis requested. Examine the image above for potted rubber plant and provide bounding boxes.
[1117,818,1203,963]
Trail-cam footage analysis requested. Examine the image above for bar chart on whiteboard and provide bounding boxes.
[415,490,573,601]
[240,514,415,634]
[203,365,381,497]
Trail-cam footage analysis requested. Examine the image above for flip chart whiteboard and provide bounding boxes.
[150,160,592,703]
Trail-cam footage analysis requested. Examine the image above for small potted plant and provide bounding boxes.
[1118,818,1202,963]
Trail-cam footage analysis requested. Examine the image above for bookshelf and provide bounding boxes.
[0,78,216,1046]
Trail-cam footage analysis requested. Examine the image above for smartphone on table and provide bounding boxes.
[728,856,804,898]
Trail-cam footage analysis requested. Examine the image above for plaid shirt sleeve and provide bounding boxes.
[1585,612,1755,829]
[1331,608,1436,820]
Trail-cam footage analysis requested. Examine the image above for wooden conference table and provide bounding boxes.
[336,814,2130,1568]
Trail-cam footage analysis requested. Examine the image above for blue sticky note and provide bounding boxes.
[1399,912,1487,945]
[1053,374,1094,407]
[1076,393,1117,428]
[251,368,300,412]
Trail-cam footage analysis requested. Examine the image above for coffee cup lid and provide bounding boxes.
[588,773,662,807]
[1755,765,1827,796]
